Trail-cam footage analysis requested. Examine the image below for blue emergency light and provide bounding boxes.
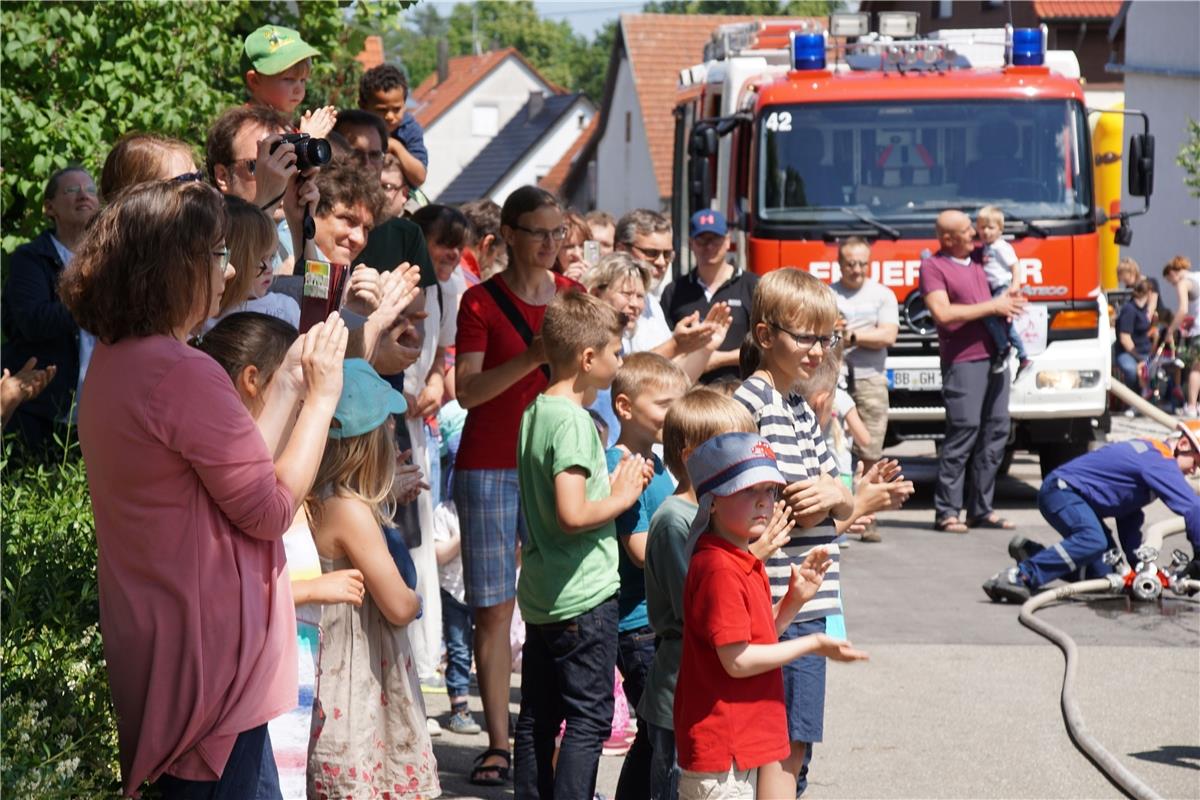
[790,31,827,71]
[1011,27,1045,66]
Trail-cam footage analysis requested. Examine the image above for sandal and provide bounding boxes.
[934,517,969,533]
[967,514,1016,530]
[470,748,511,786]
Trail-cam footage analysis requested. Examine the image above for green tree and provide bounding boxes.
[0,0,410,253]
[644,0,839,16]
[1180,118,1200,226]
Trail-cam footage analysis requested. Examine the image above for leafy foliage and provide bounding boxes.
[1,438,119,796]
[0,0,410,254]
[644,0,838,17]
[1179,118,1200,226]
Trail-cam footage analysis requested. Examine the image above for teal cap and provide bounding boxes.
[330,359,407,439]
[243,24,320,76]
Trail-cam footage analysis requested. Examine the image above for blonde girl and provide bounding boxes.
[203,196,300,332]
[305,358,440,799]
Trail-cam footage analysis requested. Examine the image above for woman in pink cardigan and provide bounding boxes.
[59,180,347,798]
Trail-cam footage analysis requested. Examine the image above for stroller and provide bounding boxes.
[1139,335,1186,411]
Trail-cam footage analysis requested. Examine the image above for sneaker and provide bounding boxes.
[982,567,1032,603]
[426,717,443,737]
[1007,535,1045,564]
[1014,358,1033,383]
[601,730,635,756]
[448,708,482,735]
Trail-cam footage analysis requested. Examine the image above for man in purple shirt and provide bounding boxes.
[920,210,1026,533]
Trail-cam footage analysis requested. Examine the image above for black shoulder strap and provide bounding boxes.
[482,278,550,380]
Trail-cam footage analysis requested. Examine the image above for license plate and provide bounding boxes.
[888,368,942,391]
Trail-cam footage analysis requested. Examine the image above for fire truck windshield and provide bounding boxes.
[758,99,1092,226]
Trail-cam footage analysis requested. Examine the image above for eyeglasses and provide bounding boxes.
[233,158,257,176]
[213,247,231,269]
[513,224,567,244]
[256,259,271,277]
[355,150,385,165]
[770,323,840,351]
[62,184,98,196]
[173,171,205,183]
[381,181,406,196]
[632,244,675,263]
[841,259,869,268]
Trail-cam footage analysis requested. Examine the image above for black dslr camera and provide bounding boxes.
[271,132,332,170]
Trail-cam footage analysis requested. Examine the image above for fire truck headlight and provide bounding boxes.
[1035,370,1100,390]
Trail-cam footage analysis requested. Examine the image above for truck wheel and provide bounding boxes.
[1037,442,1089,479]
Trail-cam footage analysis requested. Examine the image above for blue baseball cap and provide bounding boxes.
[329,358,408,439]
[685,432,786,552]
[690,209,728,237]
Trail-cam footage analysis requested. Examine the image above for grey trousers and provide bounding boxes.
[935,359,1010,521]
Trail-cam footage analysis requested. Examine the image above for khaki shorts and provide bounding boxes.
[850,373,890,462]
[678,766,756,799]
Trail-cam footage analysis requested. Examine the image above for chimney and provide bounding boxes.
[437,39,449,84]
[528,90,545,120]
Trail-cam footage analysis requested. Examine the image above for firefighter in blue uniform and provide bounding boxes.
[984,420,1200,602]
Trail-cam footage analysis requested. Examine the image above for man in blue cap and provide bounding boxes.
[662,209,758,383]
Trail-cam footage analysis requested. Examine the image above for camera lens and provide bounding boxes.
[304,138,332,169]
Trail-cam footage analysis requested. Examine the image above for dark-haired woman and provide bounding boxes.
[59,180,347,797]
[453,185,578,785]
[1,166,100,449]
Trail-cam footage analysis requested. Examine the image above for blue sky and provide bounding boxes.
[409,1,646,39]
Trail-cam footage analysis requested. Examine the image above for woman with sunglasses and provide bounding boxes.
[452,185,579,787]
[200,195,301,333]
[59,179,348,797]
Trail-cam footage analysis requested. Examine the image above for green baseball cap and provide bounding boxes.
[329,359,408,440]
[243,24,320,76]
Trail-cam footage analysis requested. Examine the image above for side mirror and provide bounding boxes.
[1128,133,1155,198]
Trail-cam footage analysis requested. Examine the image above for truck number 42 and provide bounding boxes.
[765,111,793,132]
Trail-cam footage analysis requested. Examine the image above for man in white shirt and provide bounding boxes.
[832,237,899,541]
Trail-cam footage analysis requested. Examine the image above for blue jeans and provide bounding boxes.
[514,597,618,799]
[646,721,680,800]
[985,284,1028,361]
[441,589,473,698]
[615,625,656,800]
[1114,350,1144,390]
[154,724,280,799]
[1021,479,1139,588]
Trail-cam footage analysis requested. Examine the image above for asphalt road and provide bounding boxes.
[425,428,1200,799]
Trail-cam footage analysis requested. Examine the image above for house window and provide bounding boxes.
[472,105,499,137]
[625,112,632,143]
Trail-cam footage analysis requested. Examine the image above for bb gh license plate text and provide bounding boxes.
[888,369,942,391]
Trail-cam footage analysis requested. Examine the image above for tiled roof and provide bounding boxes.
[540,113,598,195]
[438,93,588,204]
[355,35,384,70]
[409,48,563,130]
[1032,1,1122,19]
[620,13,815,199]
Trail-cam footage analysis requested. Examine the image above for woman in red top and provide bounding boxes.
[60,180,346,797]
[453,185,578,785]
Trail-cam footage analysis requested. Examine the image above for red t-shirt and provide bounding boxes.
[917,250,996,366]
[454,271,580,470]
[673,533,790,773]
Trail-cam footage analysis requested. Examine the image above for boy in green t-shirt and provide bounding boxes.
[515,291,651,799]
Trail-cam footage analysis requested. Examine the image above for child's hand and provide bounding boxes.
[749,500,793,561]
[671,311,715,355]
[303,313,348,409]
[860,458,902,486]
[783,473,846,517]
[344,265,382,316]
[300,106,338,139]
[254,134,298,210]
[786,547,831,605]
[409,373,443,420]
[392,460,429,505]
[610,453,647,507]
[846,513,876,535]
[812,633,869,663]
[308,569,366,607]
[701,302,733,353]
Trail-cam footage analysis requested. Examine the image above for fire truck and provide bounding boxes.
[672,13,1156,475]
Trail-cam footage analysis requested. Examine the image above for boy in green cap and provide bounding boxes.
[243,24,336,138]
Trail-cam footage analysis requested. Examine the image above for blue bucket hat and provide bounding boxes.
[690,209,728,238]
[685,432,787,552]
[329,358,408,439]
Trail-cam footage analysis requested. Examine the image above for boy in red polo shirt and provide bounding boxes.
[675,433,868,799]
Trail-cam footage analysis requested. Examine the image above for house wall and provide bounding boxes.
[423,59,552,200]
[594,50,661,216]
[490,100,596,206]
[1119,0,1200,311]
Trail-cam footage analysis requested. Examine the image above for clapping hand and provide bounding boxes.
[302,313,349,410]
[299,106,338,139]
[392,449,430,505]
[0,358,56,426]
[610,453,649,506]
[701,302,733,352]
[344,265,382,316]
[749,500,794,561]
[785,546,831,606]
[812,633,869,663]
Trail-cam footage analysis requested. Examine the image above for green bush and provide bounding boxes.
[1,438,120,796]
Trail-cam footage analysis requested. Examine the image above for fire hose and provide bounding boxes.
[1018,539,1198,799]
